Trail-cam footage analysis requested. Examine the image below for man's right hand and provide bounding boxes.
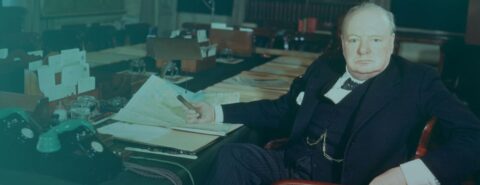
[184,102,215,124]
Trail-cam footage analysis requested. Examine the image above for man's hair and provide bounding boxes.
[341,2,396,34]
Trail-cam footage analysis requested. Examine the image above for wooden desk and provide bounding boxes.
[86,44,146,68]
[0,54,316,185]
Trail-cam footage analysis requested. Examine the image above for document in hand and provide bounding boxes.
[112,75,242,136]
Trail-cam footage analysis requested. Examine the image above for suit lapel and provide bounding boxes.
[352,60,402,132]
[290,61,342,139]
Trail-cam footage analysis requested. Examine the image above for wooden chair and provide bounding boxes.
[267,117,438,185]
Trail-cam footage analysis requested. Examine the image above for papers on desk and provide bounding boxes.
[197,30,208,43]
[216,58,244,64]
[97,121,220,159]
[251,62,308,77]
[112,75,242,136]
[204,56,316,102]
[211,22,233,30]
[200,44,217,58]
[0,48,8,59]
[270,56,315,67]
[27,50,43,57]
[223,71,292,91]
[32,48,96,101]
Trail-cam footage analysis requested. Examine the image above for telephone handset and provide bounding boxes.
[36,119,102,157]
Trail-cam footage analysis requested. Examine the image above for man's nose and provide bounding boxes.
[358,40,371,55]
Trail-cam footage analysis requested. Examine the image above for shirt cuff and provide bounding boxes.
[213,105,224,124]
[400,159,440,185]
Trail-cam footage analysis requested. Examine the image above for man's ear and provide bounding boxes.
[389,33,396,54]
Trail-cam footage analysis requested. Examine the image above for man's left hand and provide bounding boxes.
[369,167,407,185]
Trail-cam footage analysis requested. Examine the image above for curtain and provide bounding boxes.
[231,0,247,25]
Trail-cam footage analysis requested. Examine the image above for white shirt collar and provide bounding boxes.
[345,66,365,84]
[323,67,366,104]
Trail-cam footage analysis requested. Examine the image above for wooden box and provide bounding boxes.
[209,28,254,57]
[181,56,216,73]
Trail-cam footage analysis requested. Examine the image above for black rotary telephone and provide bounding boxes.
[0,108,122,184]
[35,119,123,184]
[0,108,43,170]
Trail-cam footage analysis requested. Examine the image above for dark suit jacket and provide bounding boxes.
[222,55,480,184]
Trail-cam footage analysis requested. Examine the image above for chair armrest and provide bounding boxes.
[264,138,289,150]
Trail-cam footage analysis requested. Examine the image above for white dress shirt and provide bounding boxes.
[213,68,440,185]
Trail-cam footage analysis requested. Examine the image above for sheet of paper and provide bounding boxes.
[101,45,146,57]
[251,62,307,77]
[61,48,82,67]
[208,45,217,57]
[271,56,315,67]
[28,60,43,71]
[112,75,241,136]
[239,27,253,32]
[199,45,217,58]
[216,58,244,64]
[97,122,219,152]
[77,76,95,94]
[170,30,181,38]
[97,121,170,142]
[211,22,227,29]
[48,55,63,72]
[197,29,208,43]
[37,66,56,94]
[0,48,8,59]
[27,50,43,57]
[48,84,76,101]
[61,64,84,86]
[200,47,207,58]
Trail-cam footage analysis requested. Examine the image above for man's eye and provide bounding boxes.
[373,38,382,42]
[348,39,358,43]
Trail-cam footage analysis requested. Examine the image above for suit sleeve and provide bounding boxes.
[419,67,480,183]
[221,59,321,129]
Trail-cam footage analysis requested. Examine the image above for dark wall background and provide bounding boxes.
[392,0,469,33]
[177,0,233,16]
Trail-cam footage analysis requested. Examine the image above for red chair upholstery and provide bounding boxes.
[267,117,438,185]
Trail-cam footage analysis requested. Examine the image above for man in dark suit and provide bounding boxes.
[185,3,480,185]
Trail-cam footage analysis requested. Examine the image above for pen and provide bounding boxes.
[176,95,201,118]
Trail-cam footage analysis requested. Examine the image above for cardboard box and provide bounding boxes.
[181,56,216,73]
[147,38,216,73]
[209,28,253,57]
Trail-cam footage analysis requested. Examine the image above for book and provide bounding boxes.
[97,121,220,159]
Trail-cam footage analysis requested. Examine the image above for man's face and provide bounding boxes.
[341,9,395,80]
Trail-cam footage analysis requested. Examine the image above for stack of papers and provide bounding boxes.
[112,75,242,136]
[32,48,95,101]
[204,56,316,102]
[97,121,219,159]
